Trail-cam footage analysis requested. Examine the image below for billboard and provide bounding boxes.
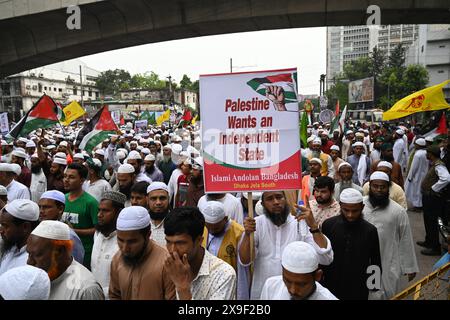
[200,68,301,193]
[349,77,374,103]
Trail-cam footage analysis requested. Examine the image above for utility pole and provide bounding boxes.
[79,65,84,109]
[230,58,233,73]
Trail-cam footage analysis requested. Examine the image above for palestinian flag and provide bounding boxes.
[7,94,63,140]
[178,108,192,128]
[247,72,298,104]
[76,105,118,153]
[423,111,448,143]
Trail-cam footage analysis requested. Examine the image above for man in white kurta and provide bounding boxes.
[362,172,419,299]
[393,129,408,173]
[30,154,47,203]
[238,191,333,300]
[404,139,429,208]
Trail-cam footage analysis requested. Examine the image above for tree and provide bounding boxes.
[130,71,166,89]
[180,74,193,89]
[95,69,132,95]
[401,64,429,95]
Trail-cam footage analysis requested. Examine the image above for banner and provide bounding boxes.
[0,113,9,134]
[383,80,450,121]
[111,110,121,124]
[200,68,301,193]
[134,119,148,132]
[349,77,374,103]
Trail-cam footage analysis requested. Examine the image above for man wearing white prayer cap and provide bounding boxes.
[38,190,85,264]
[47,153,66,194]
[29,152,47,203]
[144,154,164,182]
[334,162,363,202]
[27,220,105,300]
[320,188,382,299]
[0,199,39,276]
[306,137,335,179]
[126,150,152,184]
[0,264,50,300]
[299,157,322,204]
[347,141,370,186]
[393,128,408,173]
[26,140,37,157]
[73,153,85,165]
[404,137,429,209]
[11,148,32,188]
[260,241,337,300]
[146,182,170,247]
[362,164,407,209]
[94,148,105,163]
[199,201,248,299]
[329,145,345,182]
[0,163,30,201]
[184,157,205,208]
[239,191,262,219]
[362,171,418,299]
[109,206,175,300]
[0,185,7,208]
[159,144,177,185]
[112,164,137,207]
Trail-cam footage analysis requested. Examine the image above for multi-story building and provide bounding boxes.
[377,25,419,56]
[406,24,450,100]
[0,59,100,121]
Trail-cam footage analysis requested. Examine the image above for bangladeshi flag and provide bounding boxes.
[7,94,64,140]
[247,72,298,104]
[76,105,118,153]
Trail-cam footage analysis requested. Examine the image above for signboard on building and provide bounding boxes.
[200,68,301,193]
[0,113,9,134]
[349,77,374,103]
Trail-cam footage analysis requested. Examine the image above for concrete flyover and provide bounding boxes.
[0,0,449,77]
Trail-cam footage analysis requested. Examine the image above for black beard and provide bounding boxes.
[316,196,332,205]
[149,208,169,221]
[264,205,290,226]
[190,174,203,185]
[383,154,394,162]
[31,165,42,174]
[121,241,148,267]
[95,223,115,235]
[145,166,155,174]
[0,237,15,258]
[368,190,390,208]
[119,184,132,198]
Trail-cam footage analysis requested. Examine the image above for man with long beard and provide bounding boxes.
[147,182,171,247]
[47,157,66,194]
[238,191,333,299]
[307,138,335,178]
[157,145,177,185]
[144,154,164,182]
[371,143,404,188]
[91,191,126,297]
[113,163,137,207]
[334,162,363,201]
[347,142,370,186]
[362,171,418,299]
[26,220,104,300]
[109,206,175,300]
[30,154,47,203]
[260,241,337,300]
[0,199,39,275]
[185,157,205,207]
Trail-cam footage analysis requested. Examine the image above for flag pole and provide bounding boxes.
[247,192,254,282]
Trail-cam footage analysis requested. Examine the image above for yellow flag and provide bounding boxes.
[383,80,450,121]
[191,115,198,125]
[156,109,170,126]
[60,101,86,126]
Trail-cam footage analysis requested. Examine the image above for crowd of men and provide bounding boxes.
[0,117,448,300]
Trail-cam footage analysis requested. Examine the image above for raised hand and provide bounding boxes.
[266,85,287,111]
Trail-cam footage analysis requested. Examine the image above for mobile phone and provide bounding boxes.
[296,200,304,216]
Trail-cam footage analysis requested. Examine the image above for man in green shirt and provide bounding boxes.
[62,163,99,268]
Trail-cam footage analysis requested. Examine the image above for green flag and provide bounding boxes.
[149,112,156,125]
[300,110,308,147]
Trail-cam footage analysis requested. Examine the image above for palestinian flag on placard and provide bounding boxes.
[7,94,63,140]
[247,72,298,104]
[178,108,193,128]
[76,105,119,153]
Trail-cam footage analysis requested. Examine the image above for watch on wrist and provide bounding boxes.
[309,227,321,234]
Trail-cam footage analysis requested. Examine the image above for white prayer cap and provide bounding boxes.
[130,140,138,145]
[312,138,322,145]
[173,135,182,142]
[18,137,28,143]
[95,149,105,156]
[345,130,353,135]
[171,144,183,155]
[59,141,68,147]
[377,161,393,170]
[118,163,135,174]
[117,148,128,156]
[163,144,172,150]
[0,265,50,300]
[415,138,426,146]
[73,153,84,160]
[242,192,262,201]
[136,146,143,152]
[141,148,150,155]
[330,145,340,151]
[0,163,14,172]
[46,145,56,150]
[147,181,169,194]
[358,128,365,132]
[31,220,71,241]
[201,201,226,224]
[52,157,67,166]
[192,156,203,170]
[92,158,102,168]
[40,190,65,204]
[4,199,39,221]
[139,138,147,144]
[370,171,389,182]
[339,188,363,204]
[355,132,364,137]
[54,152,66,159]
[144,154,156,161]
[333,129,340,133]
[116,150,126,160]
[127,150,142,160]
[12,148,27,159]
[313,122,319,125]
[117,206,151,231]
[425,136,434,142]
[352,141,365,148]
[255,200,264,216]
[0,185,7,196]
[338,162,352,171]
[31,153,39,159]
[26,141,36,148]
[309,158,322,165]
[281,241,319,274]
[10,163,21,176]
[307,128,313,134]
[396,129,405,135]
